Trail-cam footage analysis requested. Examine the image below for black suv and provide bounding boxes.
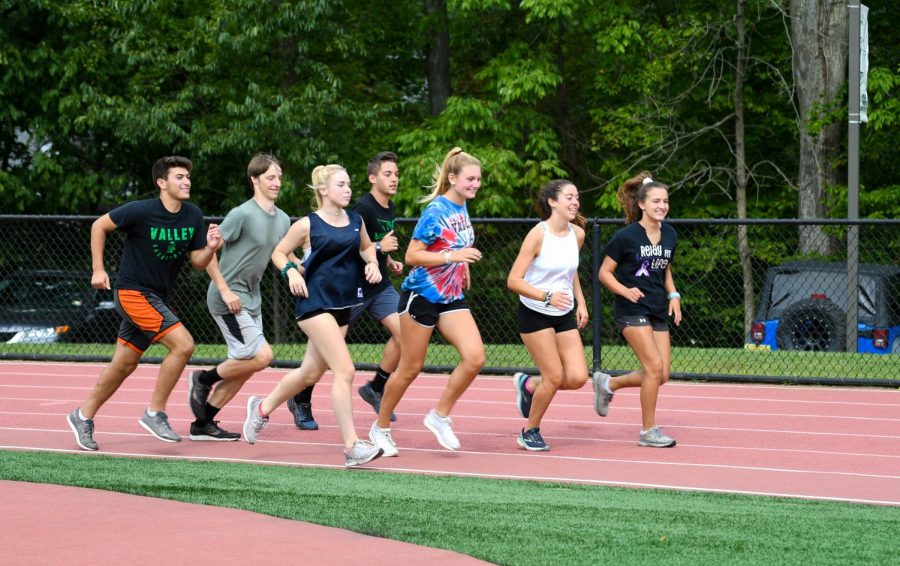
[747,261,900,354]
[0,270,119,344]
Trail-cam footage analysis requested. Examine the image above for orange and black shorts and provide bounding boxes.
[114,289,183,353]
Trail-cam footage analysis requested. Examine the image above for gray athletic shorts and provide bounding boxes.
[212,311,266,360]
[350,285,401,325]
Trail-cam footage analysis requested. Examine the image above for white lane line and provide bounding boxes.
[1,390,898,424]
[3,404,900,441]
[4,427,899,481]
[1,445,897,507]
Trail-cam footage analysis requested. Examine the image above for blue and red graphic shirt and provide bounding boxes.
[401,195,475,304]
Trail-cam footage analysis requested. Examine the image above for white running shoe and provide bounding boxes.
[243,396,268,444]
[369,422,399,457]
[638,426,676,448]
[344,440,384,467]
[423,409,460,451]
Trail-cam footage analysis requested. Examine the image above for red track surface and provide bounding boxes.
[1,361,899,506]
[2,480,489,566]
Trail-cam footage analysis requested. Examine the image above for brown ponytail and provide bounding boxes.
[616,171,666,223]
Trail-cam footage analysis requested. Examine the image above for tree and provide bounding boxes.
[425,0,451,116]
[789,0,848,254]
[735,0,754,334]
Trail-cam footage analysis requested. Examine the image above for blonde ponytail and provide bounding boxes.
[420,147,481,203]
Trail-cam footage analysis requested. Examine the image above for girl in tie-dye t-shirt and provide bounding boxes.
[400,194,475,303]
[367,148,485,457]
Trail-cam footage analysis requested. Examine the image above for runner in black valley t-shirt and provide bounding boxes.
[66,156,223,451]
[596,172,683,449]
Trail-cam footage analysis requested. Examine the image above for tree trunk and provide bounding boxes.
[790,0,848,255]
[425,0,450,116]
[734,0,754,335]
[555,20,580,182]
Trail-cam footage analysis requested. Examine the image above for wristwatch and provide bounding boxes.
[375,242,383,254]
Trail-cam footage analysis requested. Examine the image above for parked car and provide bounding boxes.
[0,270,119,344]
[747,261,900,354]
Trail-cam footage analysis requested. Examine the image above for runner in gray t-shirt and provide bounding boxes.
[187,153,298,441]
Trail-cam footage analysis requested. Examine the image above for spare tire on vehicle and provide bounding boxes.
[776,298,847,352]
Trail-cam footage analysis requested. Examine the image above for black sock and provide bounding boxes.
[205,403,221,422]
[371,367,390,393]
[193,403,222,427]
[295,385,313,404]
[199,368,223,387]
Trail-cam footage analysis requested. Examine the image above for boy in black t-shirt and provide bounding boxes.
[287,152,404,430]
[66,156,223,451]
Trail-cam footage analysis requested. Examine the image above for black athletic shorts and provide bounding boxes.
[398,289,469,328]
[517,302,578,334]
[615,314,668,334]
[298,307,352,327]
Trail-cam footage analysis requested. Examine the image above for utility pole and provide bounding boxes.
[846,1,861,352]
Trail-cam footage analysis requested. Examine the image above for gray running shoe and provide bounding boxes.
[67,408,98,451]
[638,426,677,448]
[344,439,384,467]
[243,396,268,444]
[369,422,399,457]
[423,409,460,451]
[189,420,240,441]
[187,369,211,421]
[358,382,396,421]
[139,410,181,443]
[592,371,614,417]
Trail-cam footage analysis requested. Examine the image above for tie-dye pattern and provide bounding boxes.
[401,196,475,304]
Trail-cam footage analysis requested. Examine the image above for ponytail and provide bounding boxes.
[616,171,666,223]
[420,147,481,203]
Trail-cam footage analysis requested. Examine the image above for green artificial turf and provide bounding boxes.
[1,450,896,565]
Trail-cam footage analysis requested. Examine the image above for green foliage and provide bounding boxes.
[1,0,898,224]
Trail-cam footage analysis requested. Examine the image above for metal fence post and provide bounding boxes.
[591,219,602,373]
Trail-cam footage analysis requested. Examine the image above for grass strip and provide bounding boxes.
[3,343,898,380]
[1,450,897,565]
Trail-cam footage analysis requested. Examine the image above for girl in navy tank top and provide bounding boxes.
[244,164,384,467]
[507,180,589,452]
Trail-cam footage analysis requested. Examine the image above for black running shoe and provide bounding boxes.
[189,420,240,441]
[513,372,533,418]
[287,397,319,430]
[358,382,396,422]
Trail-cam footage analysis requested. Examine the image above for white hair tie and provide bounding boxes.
[642,177,654,186]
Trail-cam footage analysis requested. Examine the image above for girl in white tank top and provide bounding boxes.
[506,180,589,452]
[519,221,579,316]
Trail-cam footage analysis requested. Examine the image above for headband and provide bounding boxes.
[642,177,654,186]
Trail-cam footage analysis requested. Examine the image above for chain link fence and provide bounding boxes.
[1,216,897,385]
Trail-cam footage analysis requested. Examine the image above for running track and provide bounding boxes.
[1,361,899,506]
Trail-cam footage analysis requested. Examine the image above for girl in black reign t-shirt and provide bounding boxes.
[595,172,682,448]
